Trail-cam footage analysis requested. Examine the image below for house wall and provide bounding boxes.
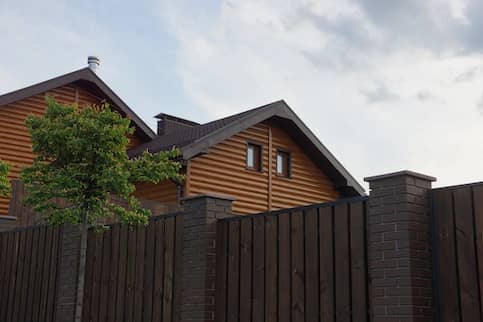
[0,84,147,217]
[186,121,340,214]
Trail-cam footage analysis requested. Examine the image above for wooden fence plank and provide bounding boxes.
[215,220,228,322]
[98,229,112,322]
[18,228,33,322]
[25,227,40,321]
[0,232,11,320]
[305,207,319,322]
[91,232,104,322]
[133,225,146,322]
[252,216,265,322]
[291,211,305,322]
[265,215,278,322]
[350,201,368,321]
[163,217,175,322]
[454,187,481,321]
[32,226,46,320]
[125,226,137,322]
[227,220,241,322]
[334,203,351,322]
[39,227,53,322]
[473,185,483,318]
[82,229,96,322]
[107,225,120,322]
[173,215,184,322]
[239,218,252,322]
[319,205,335,322]
[278,212,291,322]
[433,189,460,322]
[12,230,26,322]
[45,226,60,322]
[143,222,155,322]
[115,225,129,322]
[6,232,20,322]
[152,218,166,322]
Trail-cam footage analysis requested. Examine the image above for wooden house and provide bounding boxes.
[0,62,364,217]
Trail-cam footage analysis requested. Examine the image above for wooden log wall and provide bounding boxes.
[0,85,146,217]
[188,121,340,215]
[215,197,369,322]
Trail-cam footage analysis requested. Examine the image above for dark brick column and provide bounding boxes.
[179,194,235,322]
[55,224,81,322]
[365,171,436,322]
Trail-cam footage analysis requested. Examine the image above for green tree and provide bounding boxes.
[0,160,11,197]
[21,98,183,322]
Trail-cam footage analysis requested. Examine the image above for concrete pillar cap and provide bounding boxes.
[364,170,436,183]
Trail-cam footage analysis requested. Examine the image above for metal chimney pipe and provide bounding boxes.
[87,56,100,72]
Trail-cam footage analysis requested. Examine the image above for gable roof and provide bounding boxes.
[129,100,365,196]
[0,68,156,140]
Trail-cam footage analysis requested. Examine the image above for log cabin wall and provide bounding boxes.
[0,84,146,217]
[186,121,340,214]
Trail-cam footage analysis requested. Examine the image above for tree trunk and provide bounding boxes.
[74,211,89,322]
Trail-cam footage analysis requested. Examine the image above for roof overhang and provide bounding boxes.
[180,100,365,196]
[0,68,156,141]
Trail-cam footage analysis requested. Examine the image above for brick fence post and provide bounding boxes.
[179,193,236,322]
[55,224,82,322]
[365,170,436,322]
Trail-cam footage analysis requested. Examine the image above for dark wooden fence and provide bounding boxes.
[0,225,62,322]
[215,197,369,322]
[82,213,184,322]
[432,182,483,322]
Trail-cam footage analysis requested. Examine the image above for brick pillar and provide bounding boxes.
[55,224,81,322]
[365,170,436,322]
[179,193,235,322]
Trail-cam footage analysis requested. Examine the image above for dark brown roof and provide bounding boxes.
[0,68,156,140]
[129,100,365,196]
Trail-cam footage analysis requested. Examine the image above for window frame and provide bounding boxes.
[275,149,291,178]
[245,141,263,172]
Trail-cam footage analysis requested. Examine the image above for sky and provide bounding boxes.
[1,0,483,189]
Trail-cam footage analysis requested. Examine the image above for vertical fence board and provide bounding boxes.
[152,218,165,322]
[6,232,19,322]
[305,208,319,322]
[252,216,265,322]
[319,205,335,322]
[278,212,291,322]
[350,201,368,321]
[98,229,112,322]
[265,215,278,322]
[45,226,60,322]
[32,227,46,320]
[239,218,253,322]
[215,220,228,322]
[334,203,351,322]
[133,226,146,322]
[227,220,241,322]
[115,225,128,322]
[83,228,96,322]
[473,185,483,318]
[433,189,460,322]
[162,217,175,322]
[107,225,120,322]
[18,228,33,322]
[291,211,305,322]
[454,187,481,321]
[142,222,155,322]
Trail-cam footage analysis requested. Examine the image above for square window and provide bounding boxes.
[276,150,290,177]
[246,143,262,171]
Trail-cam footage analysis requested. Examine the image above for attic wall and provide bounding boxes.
[0,84,146,217]
[186,121,340,215]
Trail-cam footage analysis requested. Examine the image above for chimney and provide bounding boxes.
[87,56,100,72]
[155,113,199,136]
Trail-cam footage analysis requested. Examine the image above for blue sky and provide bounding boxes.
[2,0,483,188]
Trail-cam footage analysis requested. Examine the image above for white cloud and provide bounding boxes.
[159,0,483,188]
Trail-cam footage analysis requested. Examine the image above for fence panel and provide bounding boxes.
[433,183,483,322]
[82,213,184,322]
[215,197,369,322]
[0,225,62,322]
